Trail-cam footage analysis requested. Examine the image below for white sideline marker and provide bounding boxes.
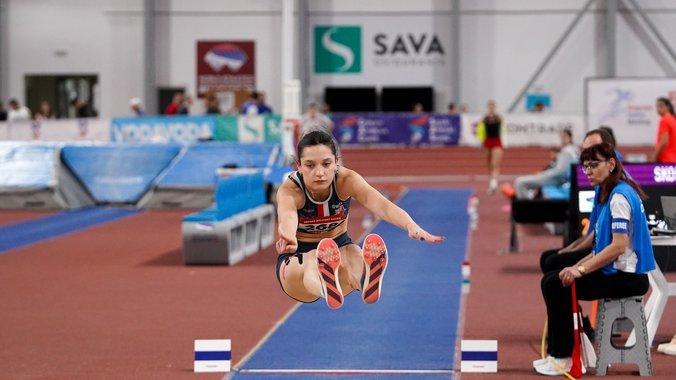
[194,339,231,373]
[460,340,497,373]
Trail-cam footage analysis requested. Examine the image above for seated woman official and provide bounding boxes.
[534,142,656,376]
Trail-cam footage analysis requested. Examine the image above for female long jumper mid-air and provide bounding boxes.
[275,131,444,309]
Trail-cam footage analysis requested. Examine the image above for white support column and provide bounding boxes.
[451,0,461,106]
[0,0,7,102]
[605,0,617,77]
[281,0,294,84]
[143,0,156,114]
[281,0,301,162]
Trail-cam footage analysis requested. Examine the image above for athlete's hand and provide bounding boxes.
[407,223,445,243]
[276,229,298,254]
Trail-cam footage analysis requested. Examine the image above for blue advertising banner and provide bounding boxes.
[331,113,460,146]
[111,116,215,143]
[111,115,282,143]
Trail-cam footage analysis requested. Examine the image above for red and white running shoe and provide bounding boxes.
[316,238,344,309]
[361,234,388,304]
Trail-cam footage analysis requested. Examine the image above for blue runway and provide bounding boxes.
[232,188,471,380]
[0,207,140,254]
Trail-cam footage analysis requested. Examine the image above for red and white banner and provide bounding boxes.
[196,41,256,97]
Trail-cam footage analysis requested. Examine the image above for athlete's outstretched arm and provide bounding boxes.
[345,169,444,243]
[275,181,299,254]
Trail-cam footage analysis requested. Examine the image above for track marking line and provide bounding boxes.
[224,303,301,380]
[364,174,520,183]
[238,368,456,374]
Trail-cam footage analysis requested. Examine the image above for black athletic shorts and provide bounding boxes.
[275,232,354,303]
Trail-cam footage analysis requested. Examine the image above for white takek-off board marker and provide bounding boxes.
[460,340,497,373]
[194,339,231,373]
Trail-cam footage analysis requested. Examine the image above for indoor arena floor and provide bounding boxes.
[1,146,674,379]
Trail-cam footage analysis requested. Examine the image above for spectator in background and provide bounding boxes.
[70,98,93,118]
[257,92,273,114]
[241,91,259,115]
[205,98,220,114]
[129,97,144,117]
[653,97,676,163]
[477,100,504,194]
[531,101,546,113]
[204,89,221,115]
[0,102,8,121]
[241,91,273,115]
[412,102,424,113]
[300,102,334,136]
[511,129,578,199]
[164,92,183,115]
[7,99,31,122]
[179,94,192,115]
[321,102,331,115]
[448,102,458,114]
[34,100,55,120]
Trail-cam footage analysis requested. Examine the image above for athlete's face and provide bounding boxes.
[299,144,337,193]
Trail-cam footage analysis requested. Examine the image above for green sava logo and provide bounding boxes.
[314,26,361,74]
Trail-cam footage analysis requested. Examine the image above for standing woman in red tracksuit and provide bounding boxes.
[275,131,444,309]
[653,97,676,163]
[477,100,505,194]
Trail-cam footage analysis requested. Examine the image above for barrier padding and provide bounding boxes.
[215,171,266,220]
[253,204,275,250]
[61,144,181,203]
[156,142,276,187]
[182,217,246,265]
[0,142,58,189]
[183,207,219,223]
[182,204,274,265]
[264,148,294,187]
[182,170,271,265]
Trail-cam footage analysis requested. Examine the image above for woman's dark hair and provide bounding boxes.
[580,142,647,203]
[585,128,614,145]
[296,131,338,161]
[657,97,676,116]
[598,126,617,146]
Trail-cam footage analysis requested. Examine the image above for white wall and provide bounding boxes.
[4,0,676,118]
[7,0,107,110]
[461,0,676,115]
[154,1,286,115]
